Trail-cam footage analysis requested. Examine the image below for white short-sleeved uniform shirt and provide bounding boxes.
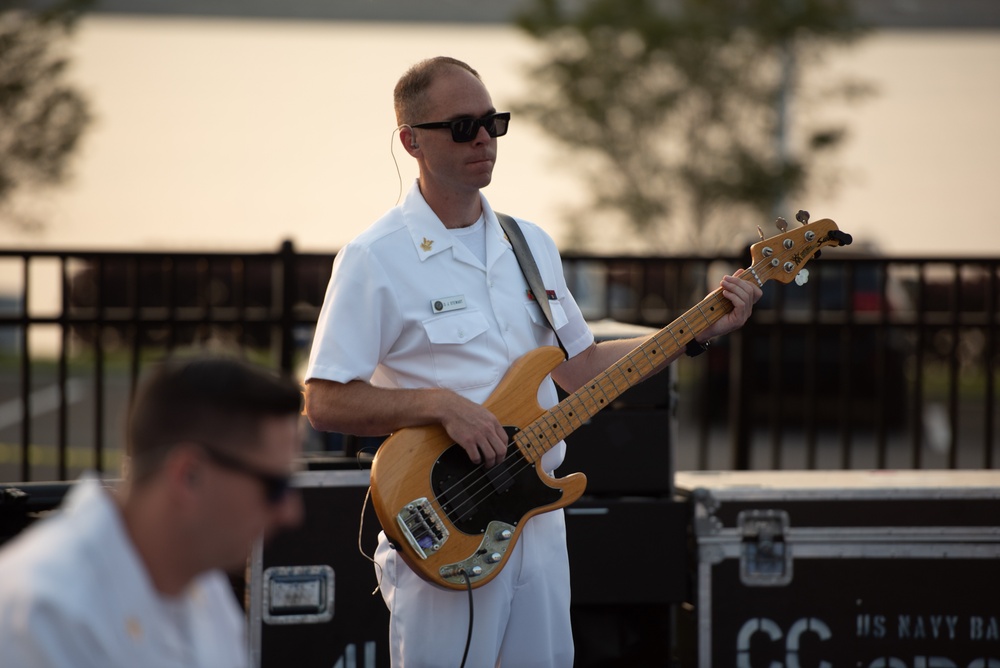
[0,475,249,668]
[305,181,594,472]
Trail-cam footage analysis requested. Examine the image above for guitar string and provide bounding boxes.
[410,332,669,536]
[406,289,746,546]
[421,283,736,524]
[409,363,625,535]
[407,250,792,544]
[407,283,748,543]
[408,289,737,545]
[402,387,598,545]
[440,232,838,549]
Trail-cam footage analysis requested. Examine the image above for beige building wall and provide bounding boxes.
[2,17,998,258]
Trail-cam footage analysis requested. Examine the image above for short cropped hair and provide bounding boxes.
[394,56,481,126]
[126,357,302,485]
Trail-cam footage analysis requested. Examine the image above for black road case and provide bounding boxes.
[247,468,389,668]
[675,470,1000,668]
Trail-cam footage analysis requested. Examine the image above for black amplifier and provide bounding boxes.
[560,319,677,498]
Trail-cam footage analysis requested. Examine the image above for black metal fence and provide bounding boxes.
[1,243,997,481]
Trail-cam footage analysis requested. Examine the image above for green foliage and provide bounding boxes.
[514,0,869,252]
[0,0,93,226]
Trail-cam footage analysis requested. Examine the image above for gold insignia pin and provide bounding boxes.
[420,237,434,252]
[125,616,143,640]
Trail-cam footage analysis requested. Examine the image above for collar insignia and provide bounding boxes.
[420,237,434,252]
[125,617,143,640]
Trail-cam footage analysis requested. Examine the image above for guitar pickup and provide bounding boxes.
[485,463,515,494]
[396,498,449,560]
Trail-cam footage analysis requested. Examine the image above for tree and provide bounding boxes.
[0,0,93,231]
[514,0,870,252]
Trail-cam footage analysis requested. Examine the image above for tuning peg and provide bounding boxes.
[775,217,788,232]
[831,230,853,246]
[756,225,765,241]
[795,268,810,286]
[795,210,810,225]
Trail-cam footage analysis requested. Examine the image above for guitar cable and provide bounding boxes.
[357,484,384,595]
[360,487,477,668]
[353,447,386,593]
[459,569,474,668]
[355,448,475,668]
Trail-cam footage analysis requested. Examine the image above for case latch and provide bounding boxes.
[738,510,792,586]
[262,565,335,625]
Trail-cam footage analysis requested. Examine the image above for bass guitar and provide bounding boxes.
[370,213,852,590]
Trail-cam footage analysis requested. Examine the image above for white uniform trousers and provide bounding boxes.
[374,508,574,668]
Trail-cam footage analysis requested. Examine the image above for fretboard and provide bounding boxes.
[513,282,738,463]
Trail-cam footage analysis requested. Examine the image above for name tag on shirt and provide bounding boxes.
[431,295,467,313]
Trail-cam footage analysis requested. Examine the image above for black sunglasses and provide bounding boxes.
[411,112,510,143]
[197,443,293,505]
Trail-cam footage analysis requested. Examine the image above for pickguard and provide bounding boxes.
[431,428,562,535]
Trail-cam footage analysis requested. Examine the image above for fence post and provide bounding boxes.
[729,326,752,470]
[19,257,31,482]
[278,239,296,377]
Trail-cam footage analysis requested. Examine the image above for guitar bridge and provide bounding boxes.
[396,498,449,559]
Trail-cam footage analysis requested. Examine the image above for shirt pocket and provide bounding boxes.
[523,298,569,335]
[420,310,499,391]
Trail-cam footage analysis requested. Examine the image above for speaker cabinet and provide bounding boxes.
[565,496,688,667]
[565,497,688,605]
[559,321,677,498]
[561,408,675,497]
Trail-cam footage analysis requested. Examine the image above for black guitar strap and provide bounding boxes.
[496,212,568,358]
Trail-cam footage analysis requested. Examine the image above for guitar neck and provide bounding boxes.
[513,281,740,462]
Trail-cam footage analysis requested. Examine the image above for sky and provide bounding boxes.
[2,16,999,259]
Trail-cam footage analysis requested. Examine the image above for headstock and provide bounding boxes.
[747,210,852,286]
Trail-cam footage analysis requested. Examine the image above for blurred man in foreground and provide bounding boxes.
[0,356,303,668]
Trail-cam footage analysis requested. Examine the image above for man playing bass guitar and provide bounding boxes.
[304,56,761,668]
